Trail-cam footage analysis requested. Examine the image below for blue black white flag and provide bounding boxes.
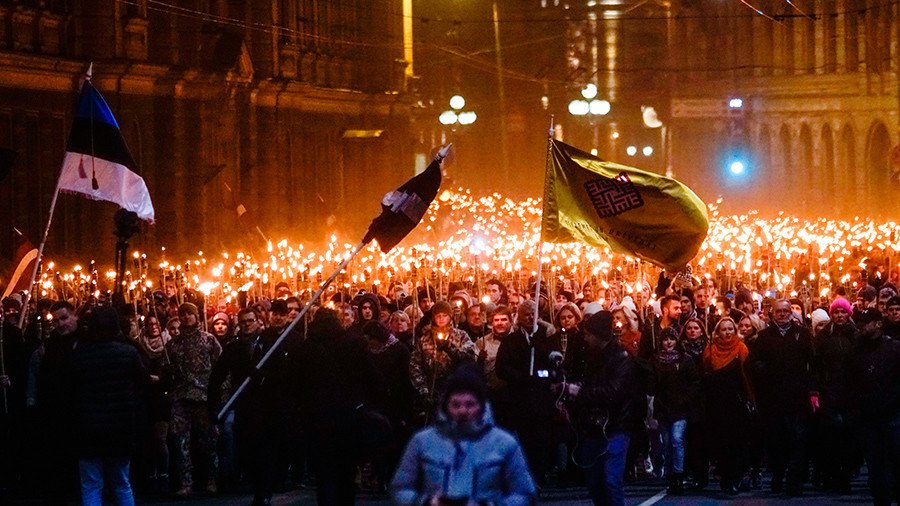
[57,78,155,222]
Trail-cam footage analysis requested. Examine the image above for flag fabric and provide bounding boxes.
[542,139,708,270]
[363,146,447,253]
[2,231,38,299]
[57,80,155,222]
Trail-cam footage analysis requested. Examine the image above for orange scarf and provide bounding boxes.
[703,335,749,372]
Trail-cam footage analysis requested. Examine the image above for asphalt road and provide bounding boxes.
[132,473,874,505]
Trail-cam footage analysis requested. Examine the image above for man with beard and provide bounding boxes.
[495,300,560,485]
[848,309,900,506]
[166,303,222,498]
[748,299,818,496]
[638,295,682,361]
[390,363,536,505]
[559,311,639,506]
[813,297,857,493]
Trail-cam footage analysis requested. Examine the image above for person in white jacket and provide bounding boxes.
[391,363,537,506]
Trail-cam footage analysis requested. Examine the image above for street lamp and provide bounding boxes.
[440,96,477,127]
[568,84,612,154]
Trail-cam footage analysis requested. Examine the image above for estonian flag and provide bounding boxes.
[542,139,708,271]
[57,78,155,222]
[363,145,448,253]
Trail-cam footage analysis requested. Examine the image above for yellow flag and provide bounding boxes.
[542,139,708,271]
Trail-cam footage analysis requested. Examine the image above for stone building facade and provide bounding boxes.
[0,0,413,260]
[669,0,899,216]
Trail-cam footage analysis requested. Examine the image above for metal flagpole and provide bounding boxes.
[218,240,366,421]
[533,117,555,335]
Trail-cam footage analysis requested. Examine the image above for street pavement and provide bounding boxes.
[133,473,874,505]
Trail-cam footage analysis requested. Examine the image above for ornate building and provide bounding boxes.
[0,0,413,260]
[669,0,899,216]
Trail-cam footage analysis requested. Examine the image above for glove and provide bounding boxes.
[436,338,451,352]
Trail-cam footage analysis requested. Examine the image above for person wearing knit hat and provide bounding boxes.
[168,299,221,497]
[828,297,851,316]
[210,312,232,344]
[431,299,453,317]
[557,310,638,505]
[391,362,537,504]
[810,308,830,337]
[815,297,860,494]
[409,299,477,414]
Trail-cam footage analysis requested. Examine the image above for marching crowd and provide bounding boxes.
[0,270,899,506]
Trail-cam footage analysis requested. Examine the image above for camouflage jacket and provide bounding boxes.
[166,326,222,402]
[409,326,476,400]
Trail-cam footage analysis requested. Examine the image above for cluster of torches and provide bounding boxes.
[32,188,899,311]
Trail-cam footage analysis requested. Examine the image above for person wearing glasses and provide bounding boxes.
[208,307,265,500]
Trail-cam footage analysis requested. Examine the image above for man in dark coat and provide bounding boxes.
[293,308,383,506]
[848,309,900,506]
[217,301,298,506]
[67,305,148,506]
[748,299,818,496]
[35,300,83,505]
[0,305,27,496]
[560,311,639,506]
[495,299,560,485]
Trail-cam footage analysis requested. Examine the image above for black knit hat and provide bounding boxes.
[855,308,883,327]
[443,363,487,407]
[583,310,615,343]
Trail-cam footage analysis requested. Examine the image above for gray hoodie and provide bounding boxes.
[391,403,537,505]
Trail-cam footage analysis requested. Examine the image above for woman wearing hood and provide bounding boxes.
[391,363,537,506]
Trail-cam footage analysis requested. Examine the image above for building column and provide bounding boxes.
[814,0,826,74]
[835,0,847,72]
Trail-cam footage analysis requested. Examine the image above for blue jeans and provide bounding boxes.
[79,457,135,506]
[660,419,687,475]
[581,432,630,506]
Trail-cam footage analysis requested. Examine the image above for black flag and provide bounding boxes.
[363,145,449,253]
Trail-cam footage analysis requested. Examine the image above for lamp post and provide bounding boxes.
[439,95,478,128]
[568,84,612,155]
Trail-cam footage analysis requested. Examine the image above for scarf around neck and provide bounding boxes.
[655,348,681,365]
[704,335,749,372]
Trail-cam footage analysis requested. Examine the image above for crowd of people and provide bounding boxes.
[0,268,898,506]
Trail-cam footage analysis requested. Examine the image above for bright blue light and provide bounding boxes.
[729,161,745,174]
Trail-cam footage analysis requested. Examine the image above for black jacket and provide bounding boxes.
[572,341,640,435]
[67,339,148,458]
[648,354,701,423]
[848,334,900,423]
[748,321,817,419]
[207,334,257,415]
[496,325,560,421]
[814,322,856,413]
